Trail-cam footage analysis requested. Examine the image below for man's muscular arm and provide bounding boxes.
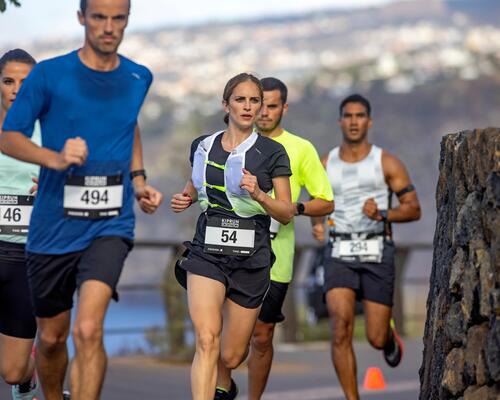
[363,151,421,222]
[131,125,163,213]
[301,151,334,216]
[310,153,331,241]
[1,130,88,170]
[299,198,334,217]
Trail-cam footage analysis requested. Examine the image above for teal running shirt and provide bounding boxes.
[0,121,41,244]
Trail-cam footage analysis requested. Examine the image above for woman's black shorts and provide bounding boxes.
[0,240,36,339]
[175,246,272,309]
[176,213,275,309]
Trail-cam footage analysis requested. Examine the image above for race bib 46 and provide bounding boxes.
[0,194,34,236]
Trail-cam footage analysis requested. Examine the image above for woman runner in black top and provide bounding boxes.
[0,49,39,399]
[171,73,293,400]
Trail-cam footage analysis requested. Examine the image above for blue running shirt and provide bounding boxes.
[3,51,152,254]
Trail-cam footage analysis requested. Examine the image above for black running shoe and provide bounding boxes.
[214,379,238,400]
[62,390,71,400]
[383,318,404,368]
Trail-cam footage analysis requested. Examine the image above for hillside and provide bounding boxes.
[2,0,499,243]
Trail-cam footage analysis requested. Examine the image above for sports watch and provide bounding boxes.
[130,169,147,181]
[296,202,305,216]
[379,209,388,222]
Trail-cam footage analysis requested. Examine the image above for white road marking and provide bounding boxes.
[262,380,420,400]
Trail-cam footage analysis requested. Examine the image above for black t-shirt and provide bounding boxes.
[189,132,291,217]
[185,132,291,269]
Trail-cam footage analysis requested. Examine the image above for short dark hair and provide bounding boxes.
[261,77,288,104]
[0,49,36,75]
[339,94,371,117]
[80,0,131,14]
[80,0,87,13]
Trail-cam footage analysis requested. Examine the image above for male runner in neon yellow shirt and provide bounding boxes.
[215,77,334,400]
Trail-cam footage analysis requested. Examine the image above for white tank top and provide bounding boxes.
[326,145,389,234]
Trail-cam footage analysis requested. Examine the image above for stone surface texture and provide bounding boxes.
[419,128,499,399]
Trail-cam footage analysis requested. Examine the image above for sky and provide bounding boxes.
[0,0,399,45]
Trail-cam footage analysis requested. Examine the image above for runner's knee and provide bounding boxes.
[0,364,27,386]
[330,315,353,347]
[221,346,248,370]
[73,319,104,346]
[251,325,274,353]
[38,329,68,354]
[195,330,220,356]
[367,329,388,350]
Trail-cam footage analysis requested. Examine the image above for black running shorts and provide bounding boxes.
[26,236,132,318]
[0,240,37,339]
[176,211,276,309]
[258,280,289,323]
[323,240,396,307]
[175,249,272,309]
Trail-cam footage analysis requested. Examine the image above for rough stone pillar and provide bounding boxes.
[419,128,499,399]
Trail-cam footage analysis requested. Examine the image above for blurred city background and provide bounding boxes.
[1,0,499,359]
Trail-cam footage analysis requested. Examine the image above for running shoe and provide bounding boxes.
[62,390,71,400]
[11,373,38,400]
[214,379,238,400]
[383,318,404,367]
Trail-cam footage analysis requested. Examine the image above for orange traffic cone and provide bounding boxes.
[363,367,386,390]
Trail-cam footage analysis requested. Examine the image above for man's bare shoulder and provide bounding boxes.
[381,149,407,174]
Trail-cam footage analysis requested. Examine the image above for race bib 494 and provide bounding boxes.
[63,175,123,219]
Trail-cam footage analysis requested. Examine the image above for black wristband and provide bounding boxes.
[130,169,147,181]
[379,209,388,222]
[296,202,305,216]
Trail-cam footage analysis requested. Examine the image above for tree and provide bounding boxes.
[0,0,21,13]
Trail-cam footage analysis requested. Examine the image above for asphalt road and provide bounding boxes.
[1,339,422,399]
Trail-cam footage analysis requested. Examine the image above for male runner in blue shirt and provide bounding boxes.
[0,1,163,399]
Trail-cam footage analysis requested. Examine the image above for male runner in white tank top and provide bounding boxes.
[313,94,421,400]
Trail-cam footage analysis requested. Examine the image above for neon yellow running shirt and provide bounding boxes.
[270,130,333,283]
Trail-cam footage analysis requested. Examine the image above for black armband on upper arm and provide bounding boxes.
[396,184,415,197]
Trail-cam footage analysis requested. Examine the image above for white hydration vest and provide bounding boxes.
[326,145,389,234]
[191,130,267,218]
